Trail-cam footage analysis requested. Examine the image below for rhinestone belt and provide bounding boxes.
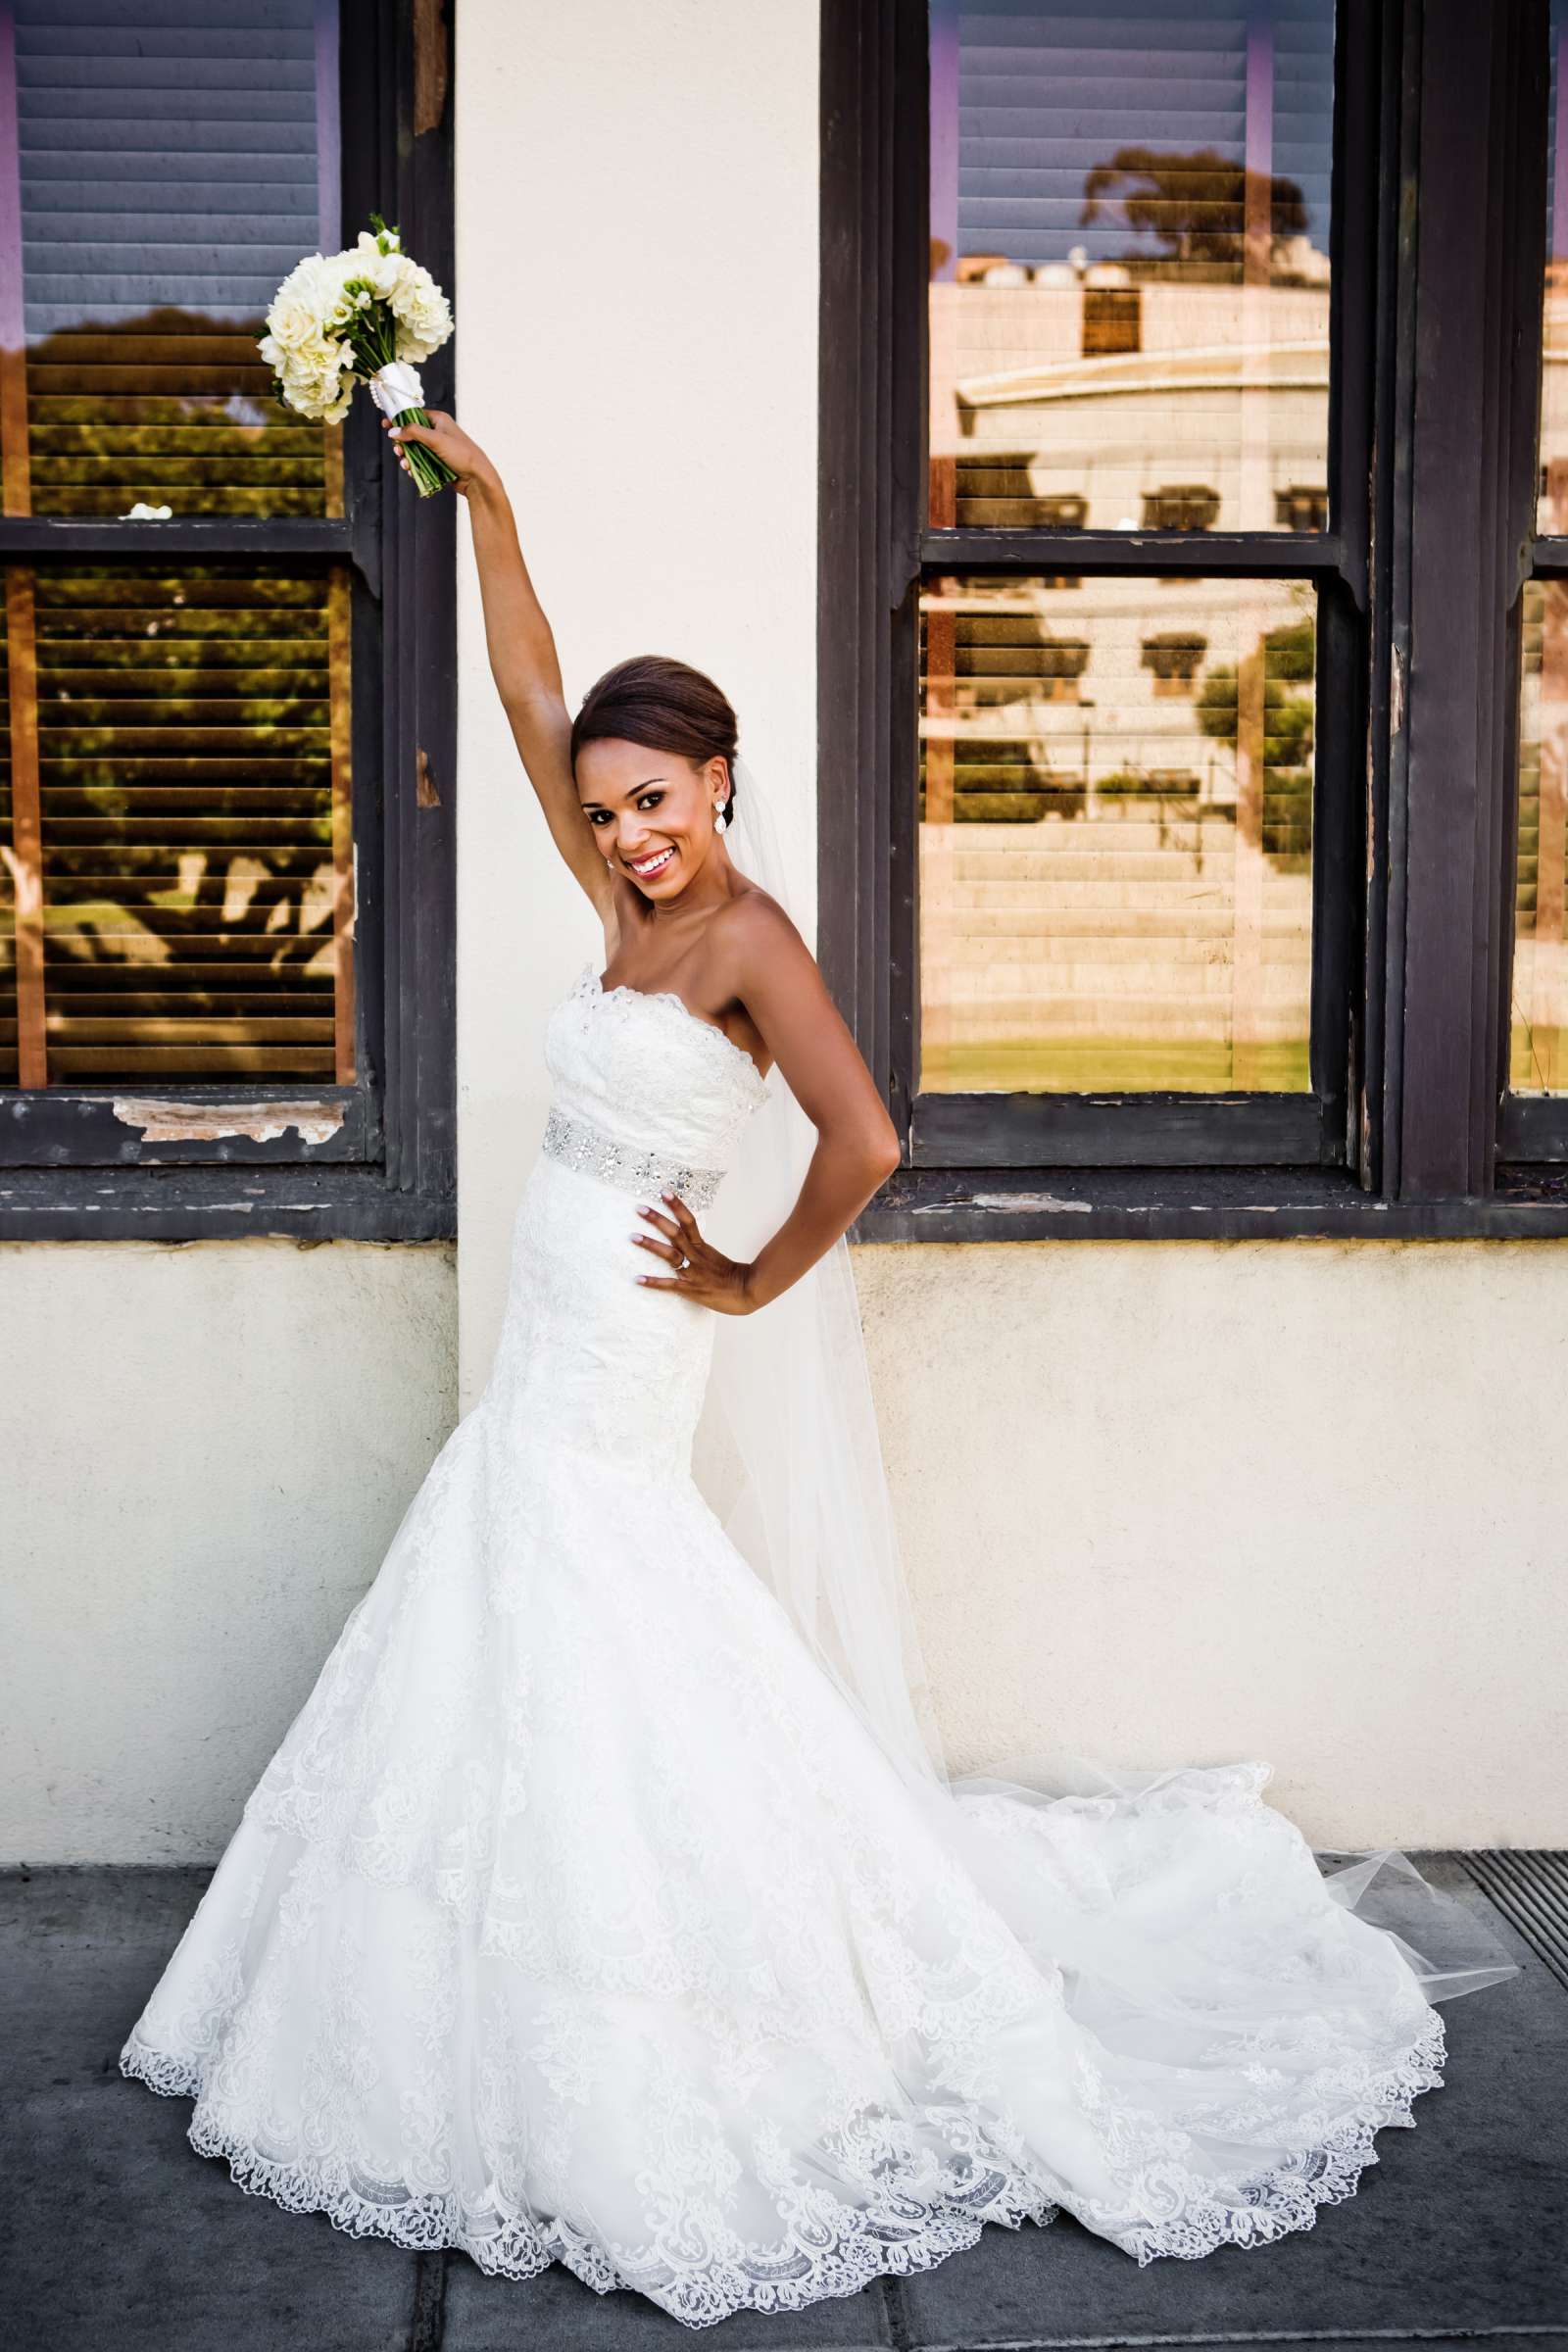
[540,1104,725,1210]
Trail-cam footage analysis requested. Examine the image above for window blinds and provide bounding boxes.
[35,564,348,1080]
[947,0,1334,272]
[0,0,355,1090]
[14,0,335,517]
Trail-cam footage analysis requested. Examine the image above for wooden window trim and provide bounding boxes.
[1395,0,1545,1200]
[821,0,1568,1241]
[0,0,455,1243]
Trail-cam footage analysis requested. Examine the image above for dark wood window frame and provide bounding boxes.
[0,0,455,1243]
[821,0,1568,1242]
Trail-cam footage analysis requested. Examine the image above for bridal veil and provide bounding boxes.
[697,755,1513,2006]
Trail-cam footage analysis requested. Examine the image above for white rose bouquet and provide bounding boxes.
[259,218,456,496]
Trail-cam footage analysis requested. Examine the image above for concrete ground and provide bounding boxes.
[4,1861,1565,2352]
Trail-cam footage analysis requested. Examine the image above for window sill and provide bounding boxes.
[854,1164,1568,1244]
[0,1162,453,1244]
[0,1087,374,1170]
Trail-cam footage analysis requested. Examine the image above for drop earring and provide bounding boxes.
[712,804,727,833]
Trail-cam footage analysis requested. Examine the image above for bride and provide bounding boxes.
[121,411,1508,2328]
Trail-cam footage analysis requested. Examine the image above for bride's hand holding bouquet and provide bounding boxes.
[382,408,496,498]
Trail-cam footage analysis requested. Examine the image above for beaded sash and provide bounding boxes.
[541,1104,725,1211]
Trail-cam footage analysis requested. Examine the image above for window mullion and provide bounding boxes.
[922,529,1348,581]
[0,520,356,562]
[1396,0,1545,1200]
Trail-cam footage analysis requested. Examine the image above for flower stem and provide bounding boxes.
[387,406,457,498]
[337,296,457,497]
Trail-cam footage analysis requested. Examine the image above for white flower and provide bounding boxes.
[266,250,335,328]
[388,263,453,363]
[261,318,340,381]
[267,341,354,423]
[324,261,370,331]
[348,229,410,303]
[265,290,322,357]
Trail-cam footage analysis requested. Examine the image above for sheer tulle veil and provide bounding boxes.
[696,756,1514,2005]
[698,756,945,1792]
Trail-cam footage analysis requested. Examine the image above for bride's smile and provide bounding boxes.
[627,844,674,877]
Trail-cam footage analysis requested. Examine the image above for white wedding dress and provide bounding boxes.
[122,961,1471,2328]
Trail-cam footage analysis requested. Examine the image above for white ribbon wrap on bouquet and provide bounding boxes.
[368,360,425,418]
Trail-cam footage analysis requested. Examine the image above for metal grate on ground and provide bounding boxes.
[1460,1849,1568,1991]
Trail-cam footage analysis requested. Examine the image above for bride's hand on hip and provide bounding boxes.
[633,1196,756,1314]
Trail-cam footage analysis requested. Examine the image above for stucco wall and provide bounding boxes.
[2,1242,457,1864]
[857,1240,1568,1849]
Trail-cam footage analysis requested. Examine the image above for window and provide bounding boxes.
[821,0,1567,1237]
[5,564,353,1086]
[1141,632,1209,690]
[1505,0,1568,1159]
[1276,486,1329,532]
[1512,580,1568,1097]
[825,0,1354,1185]
[923,0,1344,1142]
[1140,489,1223,534]
[919,573,1315,1098]
[1081,286,1141,359]
[0,0,455,1239]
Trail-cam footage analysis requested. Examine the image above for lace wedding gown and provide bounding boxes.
[122,963,1455,2328]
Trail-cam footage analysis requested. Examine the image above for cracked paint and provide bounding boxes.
[112,1099,346,1147]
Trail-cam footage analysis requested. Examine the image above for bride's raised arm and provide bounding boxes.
[384,412,609,914]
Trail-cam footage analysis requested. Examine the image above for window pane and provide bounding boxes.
[4,0,339,518]
[928,0,1335,533]
[1511,580,1568,1092]
[919,572,1315,1093]
[1542,0,1568,532]
[0,586,13,1081]
[6,563,353,1083]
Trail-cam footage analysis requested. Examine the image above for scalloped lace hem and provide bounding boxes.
[118,2042,1045,2324]
[119,2005,1446,2327]
[1121,2004,1446,2264]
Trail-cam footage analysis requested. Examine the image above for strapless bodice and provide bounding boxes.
[484,965,771,1478]
[544,963,769,1186]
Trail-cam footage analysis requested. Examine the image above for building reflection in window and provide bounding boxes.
[919,574,1316,1095]
[928,0,1335,538]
